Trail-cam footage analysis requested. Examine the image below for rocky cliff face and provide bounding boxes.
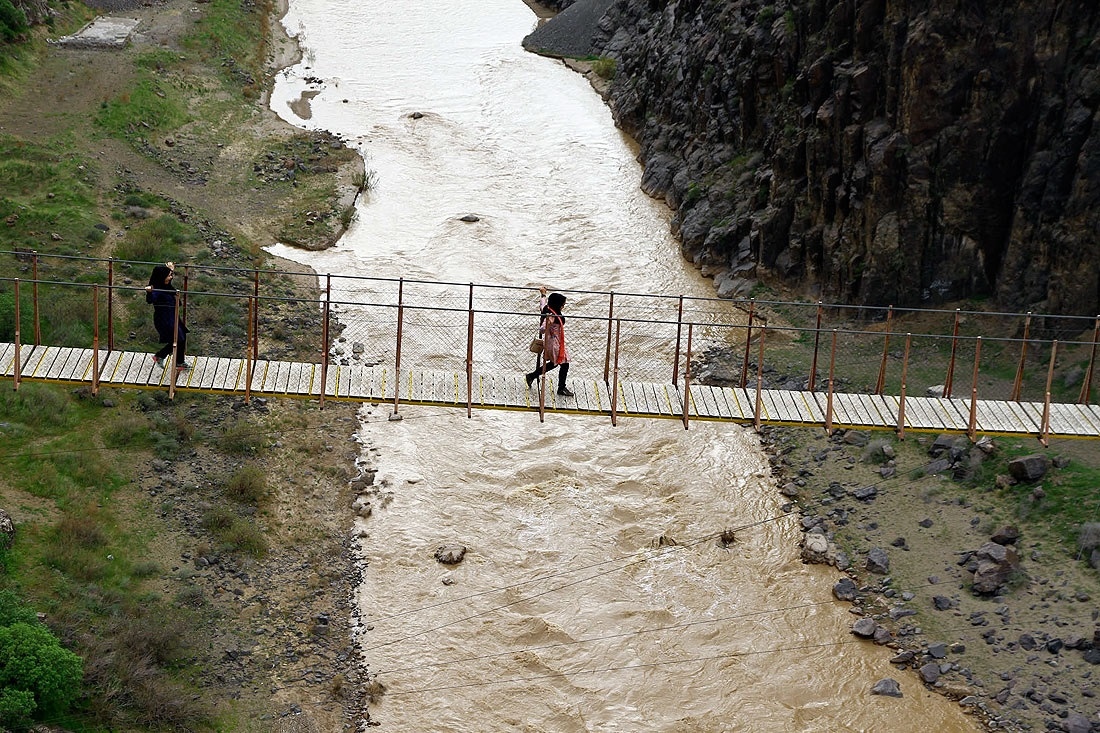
[587,0,1099,316]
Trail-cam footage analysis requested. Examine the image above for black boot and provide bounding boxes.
[556,363,573,397]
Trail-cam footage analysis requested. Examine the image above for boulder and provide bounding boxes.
[1063,713,1092,733]
[433,544,467,565]
[990,525,1020,545]
[918,662,941,684]
[870,678,903,697]
[866,547,890,574]
[971,542,1021,595]
[833,577,859,602]
[852,618,879,638]
[1008,454,1050,482]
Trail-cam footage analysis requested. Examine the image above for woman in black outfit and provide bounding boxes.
[145,263,190,370]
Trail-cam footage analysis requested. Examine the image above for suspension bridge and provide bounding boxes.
[2,252,1099,442]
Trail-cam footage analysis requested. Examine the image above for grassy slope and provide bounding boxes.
[0,0,364,730]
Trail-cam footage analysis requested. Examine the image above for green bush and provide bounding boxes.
[0,622,83,726]
[0,591,38,627]
[0,0,29,43]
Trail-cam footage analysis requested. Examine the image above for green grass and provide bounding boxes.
[182,0,272,97]
[0,135,103,255]
[95,76,189,139]
[964,442,1100,555]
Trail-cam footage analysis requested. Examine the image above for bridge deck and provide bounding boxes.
[3,343,1099,438]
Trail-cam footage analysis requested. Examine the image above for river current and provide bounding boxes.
[266,2,980,731]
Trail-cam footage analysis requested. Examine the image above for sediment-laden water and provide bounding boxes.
[268,2,980,730]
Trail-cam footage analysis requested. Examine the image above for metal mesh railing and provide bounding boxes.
[2,250,1098,409]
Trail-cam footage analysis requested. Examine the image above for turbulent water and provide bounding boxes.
[267,2,980,730]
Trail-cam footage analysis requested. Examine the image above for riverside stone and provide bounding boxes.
[871,678,903,697]
[866,547,890,574]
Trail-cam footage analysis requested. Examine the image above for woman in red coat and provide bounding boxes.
[525,289,573,397]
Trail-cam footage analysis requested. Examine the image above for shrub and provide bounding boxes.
[0,622,83,726]
[225,463,266,504]
[0,591,37,628]
[103,412,154,448]
[222,520,266,557]
[0,0,29,43]
[592,56,616,80]
[1079,522,1100,559]
[219,419,266,455]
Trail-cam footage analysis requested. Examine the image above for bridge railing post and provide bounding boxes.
[107,258,115,352]
[1040,340,1057,445]
[168,290,180,400]
[753,323,766,432]
[967,336,982,441]
[875,305,893,395]
[12,278,21,391]
[897,333,911,439]
[809,301,823,392]
[1079,316,1099,405]
[1012,312,1032,402]
[320,283,330,410]
[253,269,261,362]
[91,285,100,396]
[825,329,837,433]
[610,318,620,427]
[393,278,404,416]
[466,283,474,419]
[31,252,40,347]
[681,322,692,430]
[603,292,615,385]
[245,296,254,405]
[181,267,189,330]
[944,309,961,398]
[672,295,684,386]
[740,298,755,389]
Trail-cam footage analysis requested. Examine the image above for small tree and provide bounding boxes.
[0,622,84,727]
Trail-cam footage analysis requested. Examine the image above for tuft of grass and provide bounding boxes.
[592,56,616,80]
[103,412,154,448]
[224,463,267,505]
[219,419,266,456]
[111,214,200,264]
[221,519,267,557]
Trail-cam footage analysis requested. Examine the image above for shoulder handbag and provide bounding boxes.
[528,337,544,353]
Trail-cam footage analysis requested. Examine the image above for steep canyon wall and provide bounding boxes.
[572,0,1099,316]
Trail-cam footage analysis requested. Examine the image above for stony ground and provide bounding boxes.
[696,346,1100,733]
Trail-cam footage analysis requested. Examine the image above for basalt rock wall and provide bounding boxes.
[587,0,1100,315]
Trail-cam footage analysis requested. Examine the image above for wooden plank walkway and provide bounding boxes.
[2,344,1099,439]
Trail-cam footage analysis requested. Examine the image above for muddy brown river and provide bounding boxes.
[267,1,981,730]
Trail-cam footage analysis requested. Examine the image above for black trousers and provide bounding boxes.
[526,360,569,391]
[154,324,187,365]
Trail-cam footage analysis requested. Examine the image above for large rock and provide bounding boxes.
[870,678,903,697]
[971,541,1021,595]
[433,544,467,565]
[865,547,890,575]
[1008,454,1050,482]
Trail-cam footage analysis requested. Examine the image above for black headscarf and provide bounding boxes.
[148,264,175,290]
[546,292,566,319]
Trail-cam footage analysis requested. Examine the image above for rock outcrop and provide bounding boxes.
[556,0,1100,316]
